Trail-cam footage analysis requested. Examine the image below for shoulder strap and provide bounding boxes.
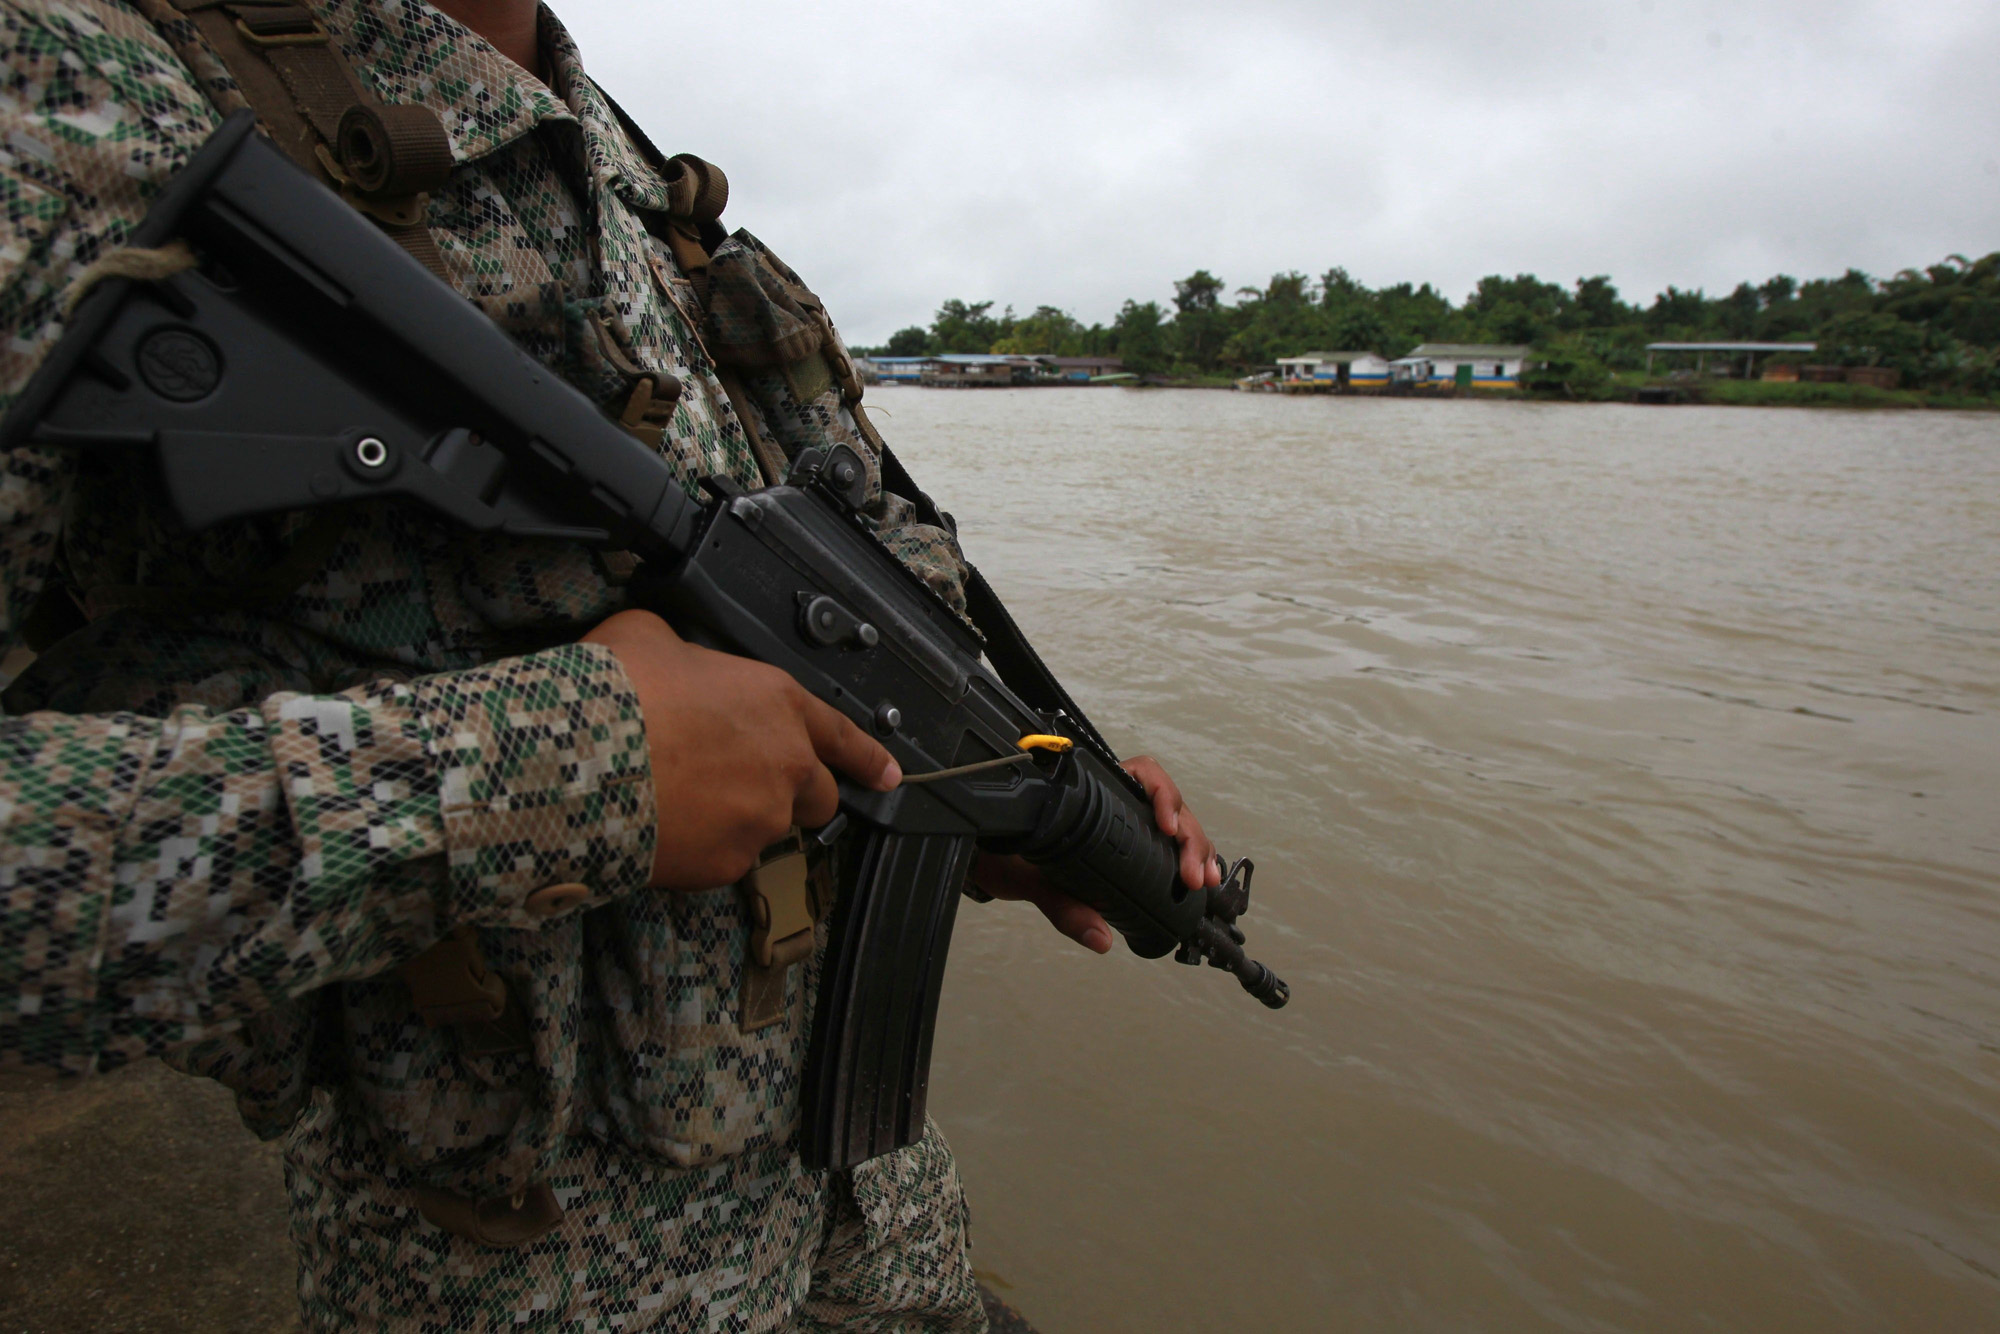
[599,89,729,290]
[160,0,455,279]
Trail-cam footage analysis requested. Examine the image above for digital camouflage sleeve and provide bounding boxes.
[0,3,658,1083]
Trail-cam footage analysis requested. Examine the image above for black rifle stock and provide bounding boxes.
[1,113,1290,1169]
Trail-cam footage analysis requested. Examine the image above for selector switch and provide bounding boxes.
[799,592,878,649]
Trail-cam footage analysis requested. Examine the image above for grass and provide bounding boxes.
[1604,372,1999,412]
[1703,380,1998,411]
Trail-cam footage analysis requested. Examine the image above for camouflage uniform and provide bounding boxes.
[0,0,984,1328]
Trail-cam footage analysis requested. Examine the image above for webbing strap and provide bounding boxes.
[600,92,729,227]
[165,0,453,280]
[600,89,727,304]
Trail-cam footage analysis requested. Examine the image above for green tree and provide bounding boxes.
[1170,269,1229,369]
[1112,299,1169,374]
[1319,266,1365,308]
[1465,274,1569,342]
[1646,286,1711,334]
[1570,276,1627,329]
[1477,299,1543,345]
[1721,282,1761,338]
[992,304,1083,355]
[1332,306,1388,353]
[1522,337,1615,399]
[1881,252,2000,346]
[877,248,1996,398]
[1815,310,1931,379]
[1758,274,1798,306]
[1373,282,1459,356]
[1222,271,1326,365]
[930,299,1003,353]
[884,325,932,356]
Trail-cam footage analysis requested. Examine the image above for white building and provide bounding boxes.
[1274,350,1392,389]
[1390,344,1530,390]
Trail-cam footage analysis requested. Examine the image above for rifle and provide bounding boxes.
[0,112,1288,1170]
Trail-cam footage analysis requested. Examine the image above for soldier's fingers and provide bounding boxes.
[792,760,841,831]
[1022,879,1114,954]
[969,851,1042,902]
[1177,806,1215,891]
[969,855,1113,953]
[1122,755,1182,838]
[799,690,901,791]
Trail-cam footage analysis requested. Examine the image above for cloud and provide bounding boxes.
[559,0,2000,342]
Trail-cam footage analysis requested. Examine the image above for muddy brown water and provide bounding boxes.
[904,390,2000,1331]
[4,392,1995,1332]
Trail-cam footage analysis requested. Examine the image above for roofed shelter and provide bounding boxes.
[1646,342,1817,378]
[1037,356,1126,382]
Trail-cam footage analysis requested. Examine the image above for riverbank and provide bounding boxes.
[1577,371,1996,410]
[1110,377,1999,409]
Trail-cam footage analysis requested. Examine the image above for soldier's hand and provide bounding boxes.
[970,754,1219,954]
[1122,755,1221,894]
[583,610,901,890]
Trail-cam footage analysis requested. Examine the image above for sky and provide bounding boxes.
[559,0,2000,345]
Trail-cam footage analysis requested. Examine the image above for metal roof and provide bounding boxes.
[1275,350,1383,363]
[1406,343,1531,359]
[1645,342,1817,353]
[865,354,1036,367]
[931,353,1036,365]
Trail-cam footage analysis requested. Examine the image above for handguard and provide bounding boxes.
[0,113,1290,1169]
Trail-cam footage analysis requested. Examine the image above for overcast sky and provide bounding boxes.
[559,0,2000,344]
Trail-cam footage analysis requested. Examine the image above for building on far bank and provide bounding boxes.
[1037,355,1126,382]
[855,353,1124,387]
[867,355,933,384]
[1391,344,1530,390]
[1275,350,1391,390]
[921,354,1040,387]
[1644,342,1817,379]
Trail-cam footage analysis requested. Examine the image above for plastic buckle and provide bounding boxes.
[738,836,825,1032]
[234,8,329,46]
[743,842,816,969]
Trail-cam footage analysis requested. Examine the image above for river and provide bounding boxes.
[880,388,2000,1332]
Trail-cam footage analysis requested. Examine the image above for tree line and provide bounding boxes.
[855,253,2000,394]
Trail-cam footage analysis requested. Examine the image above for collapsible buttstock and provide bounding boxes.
[800,830,978,1170]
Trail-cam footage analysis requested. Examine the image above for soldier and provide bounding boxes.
[0,0,1219,1329]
